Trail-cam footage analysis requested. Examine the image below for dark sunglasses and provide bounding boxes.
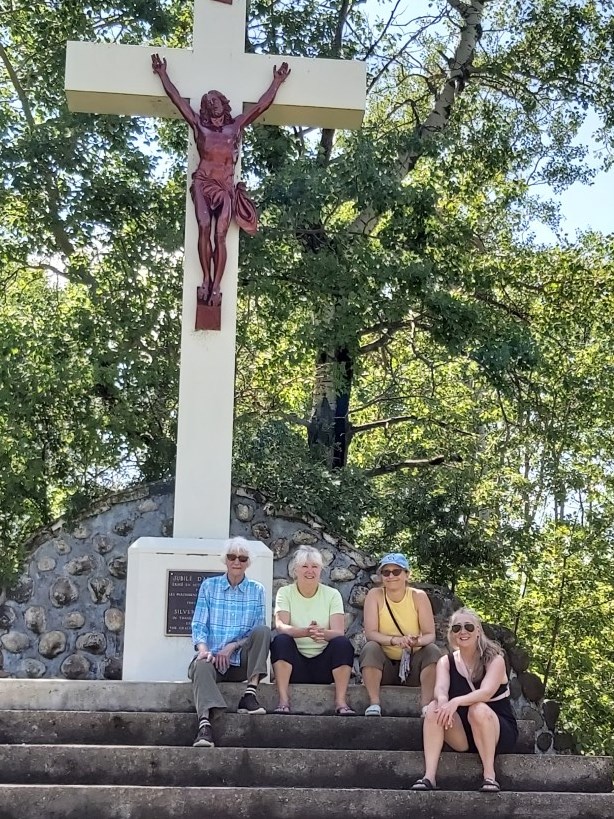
[381,567,404,577]
[226,554,249,563]
[451,622,476,633]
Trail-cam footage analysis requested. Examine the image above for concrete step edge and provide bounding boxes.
[0,785,613,819]
[0,746,610,793]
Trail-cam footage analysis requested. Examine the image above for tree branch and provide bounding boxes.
[365,452,463,477]
[349,0,485,236]
[351,414,474,437]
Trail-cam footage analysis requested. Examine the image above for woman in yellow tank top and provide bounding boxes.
[359,553,441,716]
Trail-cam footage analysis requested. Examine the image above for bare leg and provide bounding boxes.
[362,666,383,705]
[192,189,213,300]
[467,703,500,782]
[420,705,469,787]
[419,663,437,707]
[273,660,292,708]
[332,665,352,709]
[210,199,232,306]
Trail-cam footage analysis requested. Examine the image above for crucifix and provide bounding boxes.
[65,0,365,542]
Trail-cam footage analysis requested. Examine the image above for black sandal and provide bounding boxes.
[480,778,501,792]
[411,777,436,791]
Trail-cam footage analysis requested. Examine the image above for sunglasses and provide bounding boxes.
[226,554,249,563]
[381,567,404,577]
[451,622,476,633]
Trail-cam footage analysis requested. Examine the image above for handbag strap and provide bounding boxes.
[383,590,406,636]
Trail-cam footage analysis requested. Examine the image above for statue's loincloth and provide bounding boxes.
[190,170,257,235]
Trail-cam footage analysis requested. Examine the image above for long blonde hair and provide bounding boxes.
[448,608,503,683]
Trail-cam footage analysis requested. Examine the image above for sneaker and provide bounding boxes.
[193,722,214,747]
[237,692,266,715]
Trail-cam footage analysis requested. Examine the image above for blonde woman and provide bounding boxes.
[270,546,355,715]
[359,553,441,716]
[412,608,518,792]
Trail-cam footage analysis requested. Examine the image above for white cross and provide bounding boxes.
[65,0,365,540]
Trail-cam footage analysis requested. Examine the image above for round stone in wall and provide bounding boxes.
[72,523,89,539]
[543,700,561,731]
[93,535,114,555]
[350,631,366,654]
[330,566,358,583]
[235,503,254,522]
[319,548,334,567]
[63,612,85,629]
[61,653,91,679]
[114,519,134,536]
[0,605,16,632]
[37,557,57,572]
[88,577,113,604]
[66,556,95,576]
[21,658,46,678]
[292,530,318,546]
[76,632,107,654]
[160,518,173,536]
[24,606,47,635]
[102,657,122,680]
[38,630,67,659]
[521,705,544,730]
[137,498,158,513]
[50,578,79,608]
[251,522,270,540]
[536,731,553,752]
[8,575,33,604]
[104,608,124,633]
[270,538,290,559]
[349,584,370,608]
[54,538,72,555]
[519,671,546,703]
[108,556,127,579]
[1,631,30,653]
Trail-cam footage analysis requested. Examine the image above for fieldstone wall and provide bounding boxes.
[0,481,565,751]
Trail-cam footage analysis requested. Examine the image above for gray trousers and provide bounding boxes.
[188,625,271,718]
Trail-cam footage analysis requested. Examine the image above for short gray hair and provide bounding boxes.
[220,536,253,566]
[289,546,323,579]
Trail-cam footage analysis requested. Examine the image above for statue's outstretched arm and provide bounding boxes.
[238,62,290,129]
[151,53,197,129]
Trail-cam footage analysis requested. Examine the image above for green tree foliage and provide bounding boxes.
[2,0,614,752]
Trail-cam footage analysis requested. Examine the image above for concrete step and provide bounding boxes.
[0,710,535,751]
[0,679,424,716]
[0,786,612,818]
[0,745,610,792]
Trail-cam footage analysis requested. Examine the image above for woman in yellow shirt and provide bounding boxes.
[359,553,441,716]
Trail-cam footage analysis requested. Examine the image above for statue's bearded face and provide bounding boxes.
[202,92,223,120]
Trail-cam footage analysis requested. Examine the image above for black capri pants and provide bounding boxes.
[271,633,355,683]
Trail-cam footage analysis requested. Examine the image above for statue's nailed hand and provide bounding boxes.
[274,62,291,83]
[151,53,167,74]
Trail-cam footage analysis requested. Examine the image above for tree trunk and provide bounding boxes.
[307,346,353,469]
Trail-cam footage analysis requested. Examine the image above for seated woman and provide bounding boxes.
[270,545,356,715]
[359,553,441,716]
[412,607,518,792]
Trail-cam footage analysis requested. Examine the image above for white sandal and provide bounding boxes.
[365,703,382,716]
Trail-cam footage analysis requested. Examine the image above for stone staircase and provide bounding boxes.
[0,679,612,818]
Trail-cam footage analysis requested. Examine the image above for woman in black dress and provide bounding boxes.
[412,608,518,792]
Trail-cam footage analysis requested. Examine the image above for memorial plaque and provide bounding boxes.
[166,570,223,636]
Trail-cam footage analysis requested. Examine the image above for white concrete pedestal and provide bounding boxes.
[122,537,273,682]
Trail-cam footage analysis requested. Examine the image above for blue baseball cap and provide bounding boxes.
[378,553,409,571]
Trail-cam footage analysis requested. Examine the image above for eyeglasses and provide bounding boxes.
[451,622,476,633]
[226,554,249,563]
[381,567,404,577]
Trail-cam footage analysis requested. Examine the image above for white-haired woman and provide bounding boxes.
[270,545,356,715]
[412,608,518,792]
[189,537,270,748]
